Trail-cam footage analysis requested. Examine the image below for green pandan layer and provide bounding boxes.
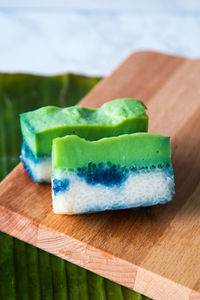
[52,133,171,170]
[20,98,148,156]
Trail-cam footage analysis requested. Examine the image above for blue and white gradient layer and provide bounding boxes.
[20,142,51,183]
[52,163,175,214]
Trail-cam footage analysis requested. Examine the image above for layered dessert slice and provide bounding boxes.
[52,133,175,214]
[20,98,148,183]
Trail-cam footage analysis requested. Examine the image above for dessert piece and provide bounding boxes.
[20,98,148,183]
[52,133,175,214]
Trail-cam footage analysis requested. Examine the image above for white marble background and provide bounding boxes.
[0,1,200,76]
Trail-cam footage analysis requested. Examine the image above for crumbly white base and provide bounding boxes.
[52,169,174,214]
[21,148,51,182]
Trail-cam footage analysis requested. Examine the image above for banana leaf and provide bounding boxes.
[0,73,151,300]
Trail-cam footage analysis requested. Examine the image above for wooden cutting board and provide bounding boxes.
[0,51,200,300]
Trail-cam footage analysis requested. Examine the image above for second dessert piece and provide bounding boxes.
[52,133,175,214]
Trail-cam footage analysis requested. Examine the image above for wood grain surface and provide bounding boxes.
[0,51,200,300]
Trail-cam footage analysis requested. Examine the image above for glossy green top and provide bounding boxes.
[20,98,148,155]
[52,133,171,170]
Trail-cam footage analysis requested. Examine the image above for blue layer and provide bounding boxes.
[77,163,129,187]
[20,142,50,183]
[54,163,174,191]
[21,142,49,163]
[53,179,70,195]
[77,162,173,187]
[21,141,37,162]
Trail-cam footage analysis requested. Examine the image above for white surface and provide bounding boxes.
[53,169,174,214]
[0,3,200,76]
[2,0,200,11]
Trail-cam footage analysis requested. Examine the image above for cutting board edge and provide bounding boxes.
[0,202,199,300]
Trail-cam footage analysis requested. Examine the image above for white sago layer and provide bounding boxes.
[52,168,175,214]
